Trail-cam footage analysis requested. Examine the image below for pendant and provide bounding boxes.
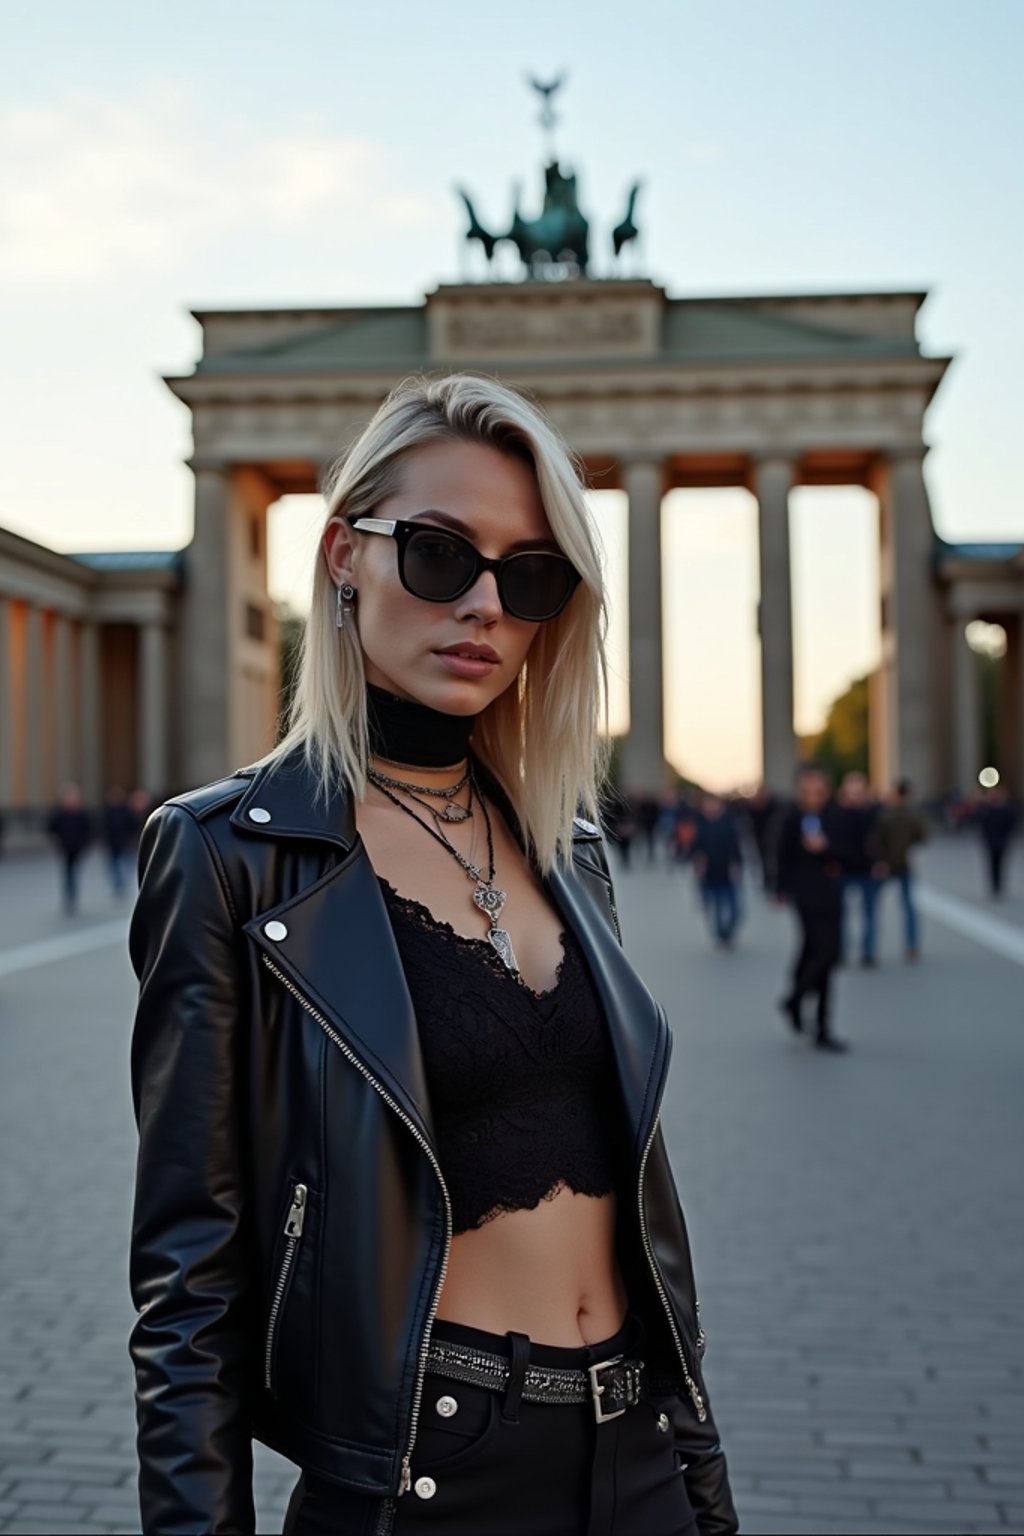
[473,883,507,923]
[487,925,520,973]
[439,801,472,823]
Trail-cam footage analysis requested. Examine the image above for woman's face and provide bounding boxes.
[323,438,554,716]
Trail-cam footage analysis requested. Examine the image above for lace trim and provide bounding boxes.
[378,876,570,1000]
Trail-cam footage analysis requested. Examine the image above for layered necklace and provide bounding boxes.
[367,761,519,976]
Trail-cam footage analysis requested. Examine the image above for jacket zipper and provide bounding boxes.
[260,952,453,1497]
[638,1105,707,1422]
[264,1182,307,1392]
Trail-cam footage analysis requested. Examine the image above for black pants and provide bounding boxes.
[986,843,1008,896]
[283,1315,698,1536]
[789,894,841,1037]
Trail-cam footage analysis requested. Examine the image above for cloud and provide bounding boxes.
[0,92,435,287]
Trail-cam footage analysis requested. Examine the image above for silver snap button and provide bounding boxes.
[414,1476,437,1500]
[247,806,271,823]
[657,1412,670,1433]
[436,1394,458,1418]
[264,920,288,942]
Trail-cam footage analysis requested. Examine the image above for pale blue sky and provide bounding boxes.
[2,0,1021,785]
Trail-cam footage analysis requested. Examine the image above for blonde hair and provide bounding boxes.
[270,373,609,873]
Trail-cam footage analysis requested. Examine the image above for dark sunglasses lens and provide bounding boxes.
[502,554,578,620]
[404,529,477,600]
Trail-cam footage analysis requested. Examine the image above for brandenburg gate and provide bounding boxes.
[167,278,952,796]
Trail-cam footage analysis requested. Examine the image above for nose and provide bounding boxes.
[453,568,502,623]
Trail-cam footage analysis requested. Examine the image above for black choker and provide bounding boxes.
[366,683,477,769]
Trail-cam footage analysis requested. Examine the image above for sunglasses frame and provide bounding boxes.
[347,516,581,622]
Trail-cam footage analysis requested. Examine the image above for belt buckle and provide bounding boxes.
[588,1354,635,1424]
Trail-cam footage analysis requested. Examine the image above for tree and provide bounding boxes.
[800,674,869,781]
[276,605,306,741]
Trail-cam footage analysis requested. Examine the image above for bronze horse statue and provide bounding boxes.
[458,165,642,278]
[457,160,590,275]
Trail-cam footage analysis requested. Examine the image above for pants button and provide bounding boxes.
[436,1394,459,1417]
[656,1412,670,1432]
[414,1476,437,1500]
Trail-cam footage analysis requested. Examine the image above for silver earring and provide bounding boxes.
[336,583,356,629]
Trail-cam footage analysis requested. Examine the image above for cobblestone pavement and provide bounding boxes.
[0,837,1021,1535]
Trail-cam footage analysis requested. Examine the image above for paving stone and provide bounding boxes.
[7,1478,74,1501]
[872,1497,1006,1524]
[10,1503,93,1524]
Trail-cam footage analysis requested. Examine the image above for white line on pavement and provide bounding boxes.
[0,920,128,979]
[918,885,1024,968]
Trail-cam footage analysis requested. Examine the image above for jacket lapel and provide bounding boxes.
[234,752,434,1145]
[545,858,670,1164]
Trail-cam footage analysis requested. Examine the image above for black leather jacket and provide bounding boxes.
[129,747,737,1535]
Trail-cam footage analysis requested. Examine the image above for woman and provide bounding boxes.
[129,375,737,1536]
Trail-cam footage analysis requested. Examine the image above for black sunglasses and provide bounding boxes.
[348,516,581,622]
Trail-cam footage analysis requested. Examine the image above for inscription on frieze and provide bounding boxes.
[428,283,664,360]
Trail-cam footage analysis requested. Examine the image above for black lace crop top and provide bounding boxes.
[379,879,621,1234]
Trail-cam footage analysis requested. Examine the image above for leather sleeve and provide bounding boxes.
[128,805,255,1535]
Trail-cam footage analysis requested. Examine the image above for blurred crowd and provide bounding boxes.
[604,772,1020,1053]
[0,784,159,915]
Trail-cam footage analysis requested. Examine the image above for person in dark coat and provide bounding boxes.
[101,785,140,898]
[46,783,93,914]
[774,766,848,1052]
[832,771,885,967]
[975,786,1020,896]
[875,780,929,959]
[692,794,743,948]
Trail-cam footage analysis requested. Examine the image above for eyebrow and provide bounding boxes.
[406,508,562,554]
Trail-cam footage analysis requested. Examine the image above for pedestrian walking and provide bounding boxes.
[875,780,929,960]
[46,783,92,914]
[774,766,848,1052]
[603,794,637,869]
[974,785,1019,897]
[692,795,743,949]
[833,770,885,967]
[634,792,661,864]
[101,785,140,898]
[128,376,735,1536]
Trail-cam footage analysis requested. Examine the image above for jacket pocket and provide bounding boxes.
[265,1180,320,1400]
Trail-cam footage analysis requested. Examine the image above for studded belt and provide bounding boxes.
[425,1338,645,1423]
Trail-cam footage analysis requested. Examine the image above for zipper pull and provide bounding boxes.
[687,1378,707,1422]
[399,1457,412,1496]
[285,1184,307,1238]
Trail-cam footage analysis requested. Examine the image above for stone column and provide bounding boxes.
[754,456,797,792]
[0,597,12,810]
[79,622,102,803]
[24,604,45,808]
[182,464,233,789]
[138,621,170,795]
[873,449,941,798]
[951,618,979,794]
[621,456,666,794]
[53,613,74,788]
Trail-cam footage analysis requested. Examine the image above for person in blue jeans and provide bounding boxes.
[875,780,929,959]
[692,794,743,949]
[833,771,886,967]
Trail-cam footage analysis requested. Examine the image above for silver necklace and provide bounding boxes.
[368,765,472,824]
[370,771,519,975]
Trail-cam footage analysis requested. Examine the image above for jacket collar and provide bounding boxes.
[231,747,356,851]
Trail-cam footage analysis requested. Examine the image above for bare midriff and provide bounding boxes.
[436,1185,629,1347]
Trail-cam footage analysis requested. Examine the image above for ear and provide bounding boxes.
[322,516,358,587]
